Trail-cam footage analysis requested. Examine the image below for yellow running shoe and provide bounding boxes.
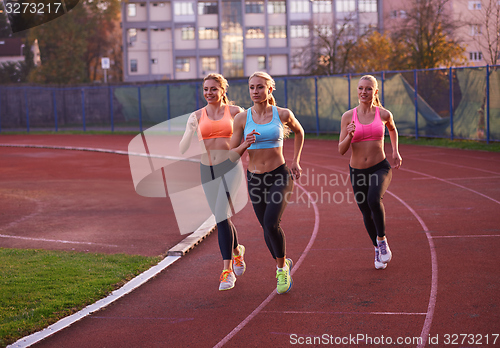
[276,258,293,294]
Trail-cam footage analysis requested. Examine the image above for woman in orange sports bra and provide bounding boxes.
[339,75,402,270]
[179,73,245,291]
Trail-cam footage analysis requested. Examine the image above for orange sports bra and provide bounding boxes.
[197,105,233,141]
[351,107,385,143]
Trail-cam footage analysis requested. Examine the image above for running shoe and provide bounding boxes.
[233,244,246,276]
[374,247,387,269]
[276,258,293,294]
[377,239,392,263]
[219,270,236,291]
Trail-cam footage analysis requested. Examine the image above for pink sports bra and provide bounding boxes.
[351,107,385,143]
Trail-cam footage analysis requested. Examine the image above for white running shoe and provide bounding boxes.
[219,270,236,291]
[377,239,392,263]
[374,247,387,269]
[233,245,246,276]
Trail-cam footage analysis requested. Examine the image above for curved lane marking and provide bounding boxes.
[213,183,320,348]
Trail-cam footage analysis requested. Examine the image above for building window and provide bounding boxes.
[245,1,264,13]
[469,52,482,61]
[312,0,332,13]
[199,27,219,40]
[246,26,265,39]
[127,3,136,17]
[290,0,309,13]
[176,58,190,72]
[130,59,138,72]
[336,0,355,13]
[359,0,377,12]
[198,1,218,14]
[336,23,355,36]
[290,25,309,38]
[174,2,194,15]
[291,55,302,69]
[128,28,137,45]
[182,27,195,40]
[471,24,482,35]
[202,57,217,71]
[314,25,333,37]
[268,1,286,14]
[269,25,287,38]
[468,1,482,10]
[257,56,266,70]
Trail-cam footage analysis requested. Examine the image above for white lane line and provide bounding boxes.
[299,160,438,348]
[386,191,436,348]
[262,310,426,315]
[401,168,500,205]
[432,234,500,239]
[213,183,320,348]
[0,234,119,247]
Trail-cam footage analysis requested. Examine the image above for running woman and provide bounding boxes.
[231,71,304,294]
[179,73,246,291]
[338,75,402,270]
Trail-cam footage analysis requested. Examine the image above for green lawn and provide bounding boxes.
[0,248,160,347]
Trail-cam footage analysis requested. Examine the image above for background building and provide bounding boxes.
[121,0,382,81]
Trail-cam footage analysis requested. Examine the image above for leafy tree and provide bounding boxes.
[392,0,466,69]
[348,31,411,73]
[27,0,121,84]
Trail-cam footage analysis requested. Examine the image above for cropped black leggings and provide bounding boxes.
[350,158,392,247]
[247,164,294,259]
[200,159,241,260]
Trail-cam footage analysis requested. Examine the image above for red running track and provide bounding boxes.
[1,134,499,348]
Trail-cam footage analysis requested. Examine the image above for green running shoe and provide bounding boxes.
[276,258,293,294]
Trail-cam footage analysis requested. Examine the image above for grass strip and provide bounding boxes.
[0,248,161,347]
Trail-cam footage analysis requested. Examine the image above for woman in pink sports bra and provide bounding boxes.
[179,73,245,291]
[339,75,402,270]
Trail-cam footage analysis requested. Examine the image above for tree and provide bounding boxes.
[348,31,411,73]
[298,15,366,75]
[392,0,466,69]
[27,0,122,84]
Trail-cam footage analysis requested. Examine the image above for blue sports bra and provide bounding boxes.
[243,106,284,149]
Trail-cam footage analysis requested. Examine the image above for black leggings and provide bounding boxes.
[247,164,294,259]
[201,159,241,260]
[350,159,392,247]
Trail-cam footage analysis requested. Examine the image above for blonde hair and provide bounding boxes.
[203,73,233,105]
[359,75,382,107]
[249,71,276,106]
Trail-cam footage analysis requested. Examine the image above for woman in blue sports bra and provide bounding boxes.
[231,71,304,295]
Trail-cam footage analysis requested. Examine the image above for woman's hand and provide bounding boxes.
[392,152,402,169]
[187,113,198,131]
[290,161,302,180]
[346,121,356,138]
[243,129,260,149]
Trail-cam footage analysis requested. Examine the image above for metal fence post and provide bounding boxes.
[25,88,30,133]
[414,70,418,139]
[348,73,351,110]
[138,86,143,133]
[195,83,200,110]
[167,84,171,132]
[284,78,288,108]
[81,88,86,131]
[314,76,319,136]
[449,67,454,140]
[381,71,385,106]
[109,86,114,132]
[486,65,490,144]
[0,87,2,133]
[53,89,58,132]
